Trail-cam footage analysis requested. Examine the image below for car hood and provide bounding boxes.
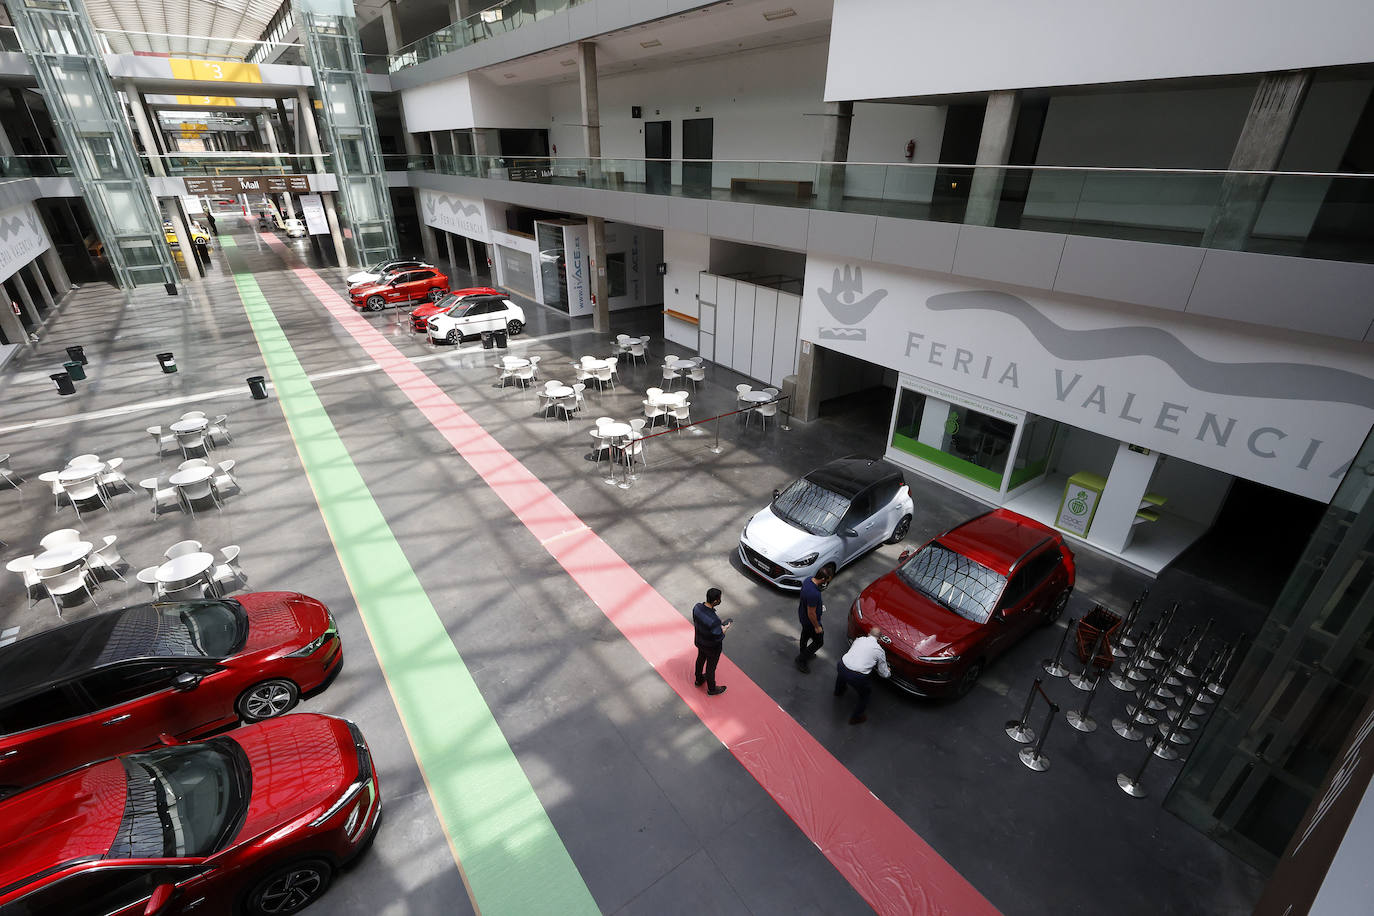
[235,592,330,655]
[410,302,449,319]
[0,761,126,890]
[742,505,832,563]
[346,270,380,285]
[229,715,357,842]
[859,571,986,658]
[350,282,387,298]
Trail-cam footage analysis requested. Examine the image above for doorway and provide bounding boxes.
[682,117,713,197]
[645,120,671,194]
[930,103,985,220]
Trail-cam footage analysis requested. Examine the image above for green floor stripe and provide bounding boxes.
[220,238,599,916]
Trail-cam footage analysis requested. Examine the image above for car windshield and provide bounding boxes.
[113,739,249,858]
[897,542,1007,624]
[770,477,850,537]
[96,602,246,664]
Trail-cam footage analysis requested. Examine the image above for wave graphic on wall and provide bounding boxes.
[926,290,1374,410]
[423,194,481,219]
[0,215,30,242]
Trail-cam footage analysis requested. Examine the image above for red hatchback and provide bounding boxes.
[847,509,1074,698]
[0,713,380,916]
[408,286,502,332]
[0,593,342,793]
[349,266,450,311]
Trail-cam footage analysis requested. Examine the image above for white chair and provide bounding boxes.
[162,580,207,600]
[513,363,536,389]
[139,477,179,516]
[538,380,564,419]
[660,364,679,386]
[68,453,101,467]
[573,362,595,384]
[639,336,652,360]
[670,399,692,429]
[164,539,202,560]
[6,555,41,608]
[206,414,233,446]
[642,399,667,428]
[42,472,66,512]
[136,566,163,599]
[212,460,241,496]
[528,356,541,380]
[179,458,210,470]
[212,545,245,592]
[91,535,127,582]
[687,363,706,391]
[63,475,108,520]
[180,410,207,420]
[621,432,645,471]
[628,340,647,366]
[735,384,753,406]
[752,400,779,431]
[0,453,21,491]
[39,528,81,550]
[176,430,209,459]
[147,426,176,457]
[98,457,130,495]
[594,363,615,391]
[562,383,586,421]
[605,359,620,386]
[763,387,780,399]
[497,362,517,388]
[176,476,220,516]
[38,564,98,616]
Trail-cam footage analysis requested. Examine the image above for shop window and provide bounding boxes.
[889,389,1011,489]
[1009,414,1060,489]
[607,252,627,298]
[889,389,927,448]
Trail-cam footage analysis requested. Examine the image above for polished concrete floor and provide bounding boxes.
[0,220,1268,914]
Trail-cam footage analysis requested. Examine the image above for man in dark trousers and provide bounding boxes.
[835,625,891,725]
[794,564,834,673]
[692,587,731,696]
[204,211,218,234]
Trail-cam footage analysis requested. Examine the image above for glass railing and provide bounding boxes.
[381,154,438,171]
[149,153,330,177]
[390,0,584,73]
[0,155,74,177]
[405,155,1374,263]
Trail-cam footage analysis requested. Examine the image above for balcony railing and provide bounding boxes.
[400,155,1374,263]
[0,155,74,178]
[390,0,584,73]
[147,153,331,177]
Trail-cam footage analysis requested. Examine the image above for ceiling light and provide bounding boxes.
[560,59,576,66]
[503,72,518,79]
[639,39,662,48]
[762,8,797,20]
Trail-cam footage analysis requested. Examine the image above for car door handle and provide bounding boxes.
[0,749,17,758]
[102,714,133,725]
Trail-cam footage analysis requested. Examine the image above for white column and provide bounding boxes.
[322,192,349,268]
[1090,443,1162,552]
[964,90,1020,227]
[42,245,71,294]
[11,270,40,326]
[27,262,53,310]
[0,290,24,343]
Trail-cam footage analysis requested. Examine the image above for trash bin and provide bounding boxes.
[50,372,75,396]
[63,360,86,380]
[493,328,508,349]
[247,376,269,400]
[481,331,495,350]
[65,344,87,365]
[157,352,177,373]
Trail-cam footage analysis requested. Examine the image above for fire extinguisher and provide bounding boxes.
[904,139,916,160]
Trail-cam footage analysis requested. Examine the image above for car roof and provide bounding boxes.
[803,456,904,499]
[938,508,1056,575]
[0,760,128,894]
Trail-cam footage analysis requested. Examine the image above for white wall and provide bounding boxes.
[400,72,549,132]
[401,74,476,132]
[827,0,1374,101]
[664,230,709,351]
[1050,427,1120,480]
[847,102,947,203]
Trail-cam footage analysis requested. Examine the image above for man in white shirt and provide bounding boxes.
[834,627,891,725]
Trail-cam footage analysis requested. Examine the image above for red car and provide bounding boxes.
[847,508,1074,698]
[349,266,450,311]
[0,593,342,793]
[0,713,380,916]
[408,286,502,332]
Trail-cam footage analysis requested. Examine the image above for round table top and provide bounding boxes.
[169,466,214,487]
[666,359,696,370]
[581,357,614,369]
[547,385,574,398]
[502,357,531,369]
[68,455,102,467]
[156,552,214,584]
[170,418,208,434]
[58,464,103,483]
[601,422,632,438]
[5,555,35,574]
[740,390,775,403]
[649,390,688,407]
[32,542,93,573]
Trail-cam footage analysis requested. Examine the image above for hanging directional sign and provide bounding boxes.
[182,175,311,194]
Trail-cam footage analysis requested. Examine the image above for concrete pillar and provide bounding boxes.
[262,113,282,164]
[472,128,500,160]
[380,0,402,56]
[12,270,39,327]
[124,82,166,177]
[276,99,297,154]
[164,201,198,279]
[444,231,457,281]
[419,219,440,266]
[1090,443,1162,553]
[964,90,1020,227]
[577,41,601,164]
[575,42,609,330]
[791,339,824,422]
[464,236,477,277]
[27,262,53,310]
[297,88,326,173]
[816,101,853,210]
[322,191,348,267]
[42,242,71,294]
[0,290,24,344]
[1203,70,1312,250]
[0,113,14,157]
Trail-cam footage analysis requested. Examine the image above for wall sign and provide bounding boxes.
[168,59,262,84]
[298,194,329,235]
[419,189,490,241]
[0,202,51,286]
[183,175,310,194]
[801,256,1374,503]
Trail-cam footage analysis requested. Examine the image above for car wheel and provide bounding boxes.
[365,295,385,312]
[954,660,984,699]
[1043,587,1072,626]
[886,514,912,544]
[428,288,444,302]
[506,319,524,335]
[446,328,459,344]
[236,679,300,722]
[243,858,334,916]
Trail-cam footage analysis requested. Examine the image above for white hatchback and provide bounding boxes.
[428,295,526,344]
[738,456,913,590]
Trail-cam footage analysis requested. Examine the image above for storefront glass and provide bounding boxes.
[497,245,536,299]
[888,387,1015,490]
[1009,414,1060,490]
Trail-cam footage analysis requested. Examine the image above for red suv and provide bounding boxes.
[0,713,380,916]
[0,593,342,793]
[409,286,502,332]
[349,266,450,311]
[847,509,1074,698]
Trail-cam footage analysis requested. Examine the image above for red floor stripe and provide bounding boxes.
[261,234,998,916]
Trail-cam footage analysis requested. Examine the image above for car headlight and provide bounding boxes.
[916,652,962,663]
[788,552,820,568]
[851,598,862,620]
[287,614,337,657]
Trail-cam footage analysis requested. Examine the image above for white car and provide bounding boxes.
[738,456,913,590]
[428,295,526,344]
[283,218,308,238]
[347,258,432,287]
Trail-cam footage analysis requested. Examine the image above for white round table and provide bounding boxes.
[168,466,214,488]
[32,541,93,573]
[666,359,696,372]
[502,357,531,369]
[156,551,214,585]
[170,418,208,434]
[740,390,774,404]
[5,555,36,575]
[600,422,633,487]
[57,464,103,484]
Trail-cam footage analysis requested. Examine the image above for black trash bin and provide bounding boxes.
[157,352,177,373]
[493,329,508,349]
[63,360,86,380]
[481,331,495,350]
[65,344,87,365]
[50,372,75,396]
[247,376,269,400]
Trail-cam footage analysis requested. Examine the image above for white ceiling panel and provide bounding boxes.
[86,0,284,59]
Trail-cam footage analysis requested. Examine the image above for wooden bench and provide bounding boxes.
[729,177,814,199]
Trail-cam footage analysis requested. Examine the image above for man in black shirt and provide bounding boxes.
[692,587,731,696]
[795,564,835,673]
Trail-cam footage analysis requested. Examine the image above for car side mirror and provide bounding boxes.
[172,672,201,691]
[772,489,780,501]
[898,549,912,564]
[144,884,175,916]
[842,528,857,538]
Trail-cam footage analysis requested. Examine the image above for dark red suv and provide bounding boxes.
[0,713,380,916]
[349,266,450,311]
[0,593,342,793]
[847,509,1074,698]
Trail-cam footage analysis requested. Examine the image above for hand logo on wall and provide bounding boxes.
[817,265,887,341]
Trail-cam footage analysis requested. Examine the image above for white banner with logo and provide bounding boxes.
[0,203,51,285]
[419,188,489,242]
[800,255,1374,502]
[299,194,329,235]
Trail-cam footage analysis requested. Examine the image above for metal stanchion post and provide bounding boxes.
[1111,617,1160,690]
[1118,736,1162,798]
[1019,701,1059,772]
[1070,629,1105,691]
[1005,677,1041,744]
[1154,660,1216,759]
[1146,603,1180,662]
[780,396,791,431]
[1205,639,1242,699]
[1174,619,1212,679]
[1114,664,1168,740]
[709,414,723,455]
[1066,671,1101,733]
[1115,589,1149,655]
[1163,625,1197,688]
[1042,617,1076,678]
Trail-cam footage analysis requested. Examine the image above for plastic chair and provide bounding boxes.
[670,400,692,429]
[68,453,101,467]
[687,364,706,391]
[98,457,130,495]
[139,477,179,516]
[176,475,221,516]
[6,555,41,608]
[513,364,536,389]
[594,363,615,391]
[63,475,108,520]
[752,400,779,431]
[38,564,98,616]
[538,380,563,419]
[181,410,207,420]
[212,460,241,496]
[562,383,587,421]
[179,458,210,470]
[91,535,127,581]
[660,364,679,386]
[176,430,209,459]
[642,399,667,428]
[735,384,752,406]
[148,426,176,457]
[136,566,164,599]
[164,539,203,560]
[588,429,612,471]
[211,545,245,594]
[0,453,21,491]
[162,580,207,600]
[41,472,66,512]
[628,340,647,366]
[40,528,81,550]
[206,415,233,446]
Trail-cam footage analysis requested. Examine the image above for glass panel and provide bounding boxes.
[1009,414,1059,489]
